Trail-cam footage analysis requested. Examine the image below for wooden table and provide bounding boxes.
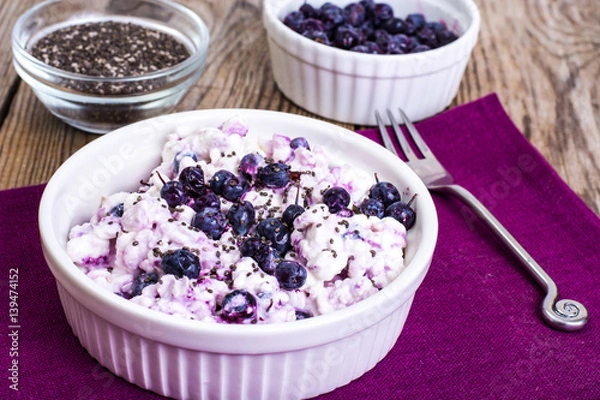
[1,0,598,216]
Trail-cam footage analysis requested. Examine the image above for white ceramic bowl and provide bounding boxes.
[12,0,209,134]
[263,0,480,125]
[39,109,438,399]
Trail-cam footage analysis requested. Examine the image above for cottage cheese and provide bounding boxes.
[66,116,408,324]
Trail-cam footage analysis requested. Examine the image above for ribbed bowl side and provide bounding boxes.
[56,282,414,400]
[267,35,473,125]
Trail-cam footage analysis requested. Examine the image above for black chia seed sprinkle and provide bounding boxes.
[29,21,191,95]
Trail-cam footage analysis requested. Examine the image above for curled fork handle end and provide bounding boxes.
[434,184,588,332]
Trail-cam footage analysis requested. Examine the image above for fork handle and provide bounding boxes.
[434,183,588,331]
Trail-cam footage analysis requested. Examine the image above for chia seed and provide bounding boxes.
[29,20,191,95]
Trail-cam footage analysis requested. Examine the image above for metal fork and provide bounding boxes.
[376,108,588,331]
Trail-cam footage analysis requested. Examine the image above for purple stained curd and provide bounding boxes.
[66,116,410,324]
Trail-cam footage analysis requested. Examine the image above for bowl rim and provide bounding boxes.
[11,0,210,85]
[39,109,438,354]
[263,0,481,63]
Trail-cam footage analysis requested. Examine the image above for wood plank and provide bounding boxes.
[455,0,600,214]
[0,0,38,120]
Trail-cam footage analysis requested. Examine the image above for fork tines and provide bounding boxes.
[375,108,434,162]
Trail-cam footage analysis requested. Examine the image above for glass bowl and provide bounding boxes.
[12,0,209,134]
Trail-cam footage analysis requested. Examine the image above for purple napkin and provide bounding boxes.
[1,94,598,399]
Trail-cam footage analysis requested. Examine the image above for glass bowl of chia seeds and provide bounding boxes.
[12,0,209,134]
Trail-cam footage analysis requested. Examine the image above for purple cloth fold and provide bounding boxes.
[1,94,599,399]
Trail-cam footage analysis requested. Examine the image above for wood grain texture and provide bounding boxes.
[455,0,600,213]
[0,1,35,122]
[0,0,598,216]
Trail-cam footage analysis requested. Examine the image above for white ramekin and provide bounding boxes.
[263,0,480,125]
[39,109,438,399]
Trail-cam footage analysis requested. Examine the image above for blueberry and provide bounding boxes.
[387,42,406,54]
[320,2,338,12]
[192,191,221,212]
[427,21,447,33]
[209,170,235,195]
[382,17,406,35]
[282,203,305,227]
[131,272,159,297]
[372,3,394,27]
[391,34,411,53]
[322,186,351,214]
[240,236,262,257]
[161,248,200,279]
[319,4,345,31]
[406,36,420,52]
[275,260,307,290]
[416,26,438,47]
[256,217,291,254]
[258,162,291,189]
[221,175,250,202]
[221,290,257,323]
[350,44,370,53]
[373,29,392,52]
[300,3,319,19]
[302,18,325,33]
[283,11,305,33]
[343,3,366,27]
[405,13,426,34]
[179,166,205,198]
[369,180,400,207]
[160,181,188,208]
[240,237,278,275]
[295,310,313,320]
[359,0,375,13]
[360,198,385,218]
[192,207,227,239]
[358,20,375,41]
[385,200,416,229]
[239,153,265,182]
[303,30,331,45]
[437,29,458,46]
[333,24,361,49]
[108,203,124,217]
[290,137,311,150]
[411,44,431,53]
[226,201,256,236]
[351,41,383,54]
[173,151,197,173]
